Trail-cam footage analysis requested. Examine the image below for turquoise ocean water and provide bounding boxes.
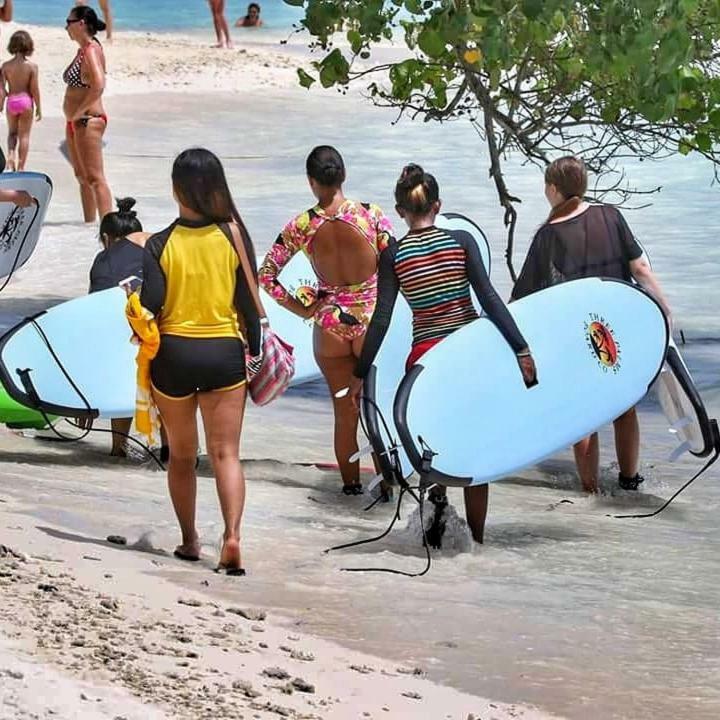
[16,0,303,32]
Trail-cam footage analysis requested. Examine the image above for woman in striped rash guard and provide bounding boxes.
[350,164,536,546]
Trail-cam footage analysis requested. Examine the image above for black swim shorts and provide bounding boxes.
[150,335,247,399]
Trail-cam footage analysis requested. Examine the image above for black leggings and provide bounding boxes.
[150,335,246,399]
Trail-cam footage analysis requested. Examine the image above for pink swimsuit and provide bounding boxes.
[259,200,395,340]
[6,92,32,116]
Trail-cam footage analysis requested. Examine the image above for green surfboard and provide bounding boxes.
[0,386,55,429]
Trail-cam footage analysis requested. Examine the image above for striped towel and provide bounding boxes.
[125,292,161,446]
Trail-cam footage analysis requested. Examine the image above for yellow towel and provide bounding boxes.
[125,292,161,446]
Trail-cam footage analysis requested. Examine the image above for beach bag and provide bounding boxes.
[229,223,295,405]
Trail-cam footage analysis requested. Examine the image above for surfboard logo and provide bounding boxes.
[585,314,622,373]
[0,207,27,253]
[288,278,319,325]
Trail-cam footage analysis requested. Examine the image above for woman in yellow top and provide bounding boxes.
[141,148,262,575]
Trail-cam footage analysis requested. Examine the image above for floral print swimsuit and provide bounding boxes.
[259,200,394,340]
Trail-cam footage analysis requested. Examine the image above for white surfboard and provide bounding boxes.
[633,240,717,459]
[259,251,321,385]
[361,213,491,484]
[394,278,669,486]
[0,172,52,285]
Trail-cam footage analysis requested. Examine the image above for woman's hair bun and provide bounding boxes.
[399,163,425,189]
[115,197,137,216]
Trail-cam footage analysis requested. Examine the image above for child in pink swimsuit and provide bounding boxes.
[0,31,41,171]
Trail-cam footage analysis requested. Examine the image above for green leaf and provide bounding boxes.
[283,0,304,6]
[521,0,544,21]
[418,28,446,58]
[297,68,315,89]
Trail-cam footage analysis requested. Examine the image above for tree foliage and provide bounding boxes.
[285,0,720,277]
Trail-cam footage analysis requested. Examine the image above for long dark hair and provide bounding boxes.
[171,148,257,279]
[69,5,107,36]
[306,145,346,187]
[99,197,143,243]
[545,156,588,222]
[394,163,439,215]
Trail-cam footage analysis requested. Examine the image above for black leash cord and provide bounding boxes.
[325,480,432,578]
[0,201,40,294]
[613,445,719,519]
[26,319,165,470]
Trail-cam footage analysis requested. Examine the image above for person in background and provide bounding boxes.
[63,5,112,222]
[511,155,673,494]
[75,0,113,42]
[1,31,42,172]
[259,146,395,496]
[0,0,14,169]
[208,0,233,48]
[236,3,263,28]
[0,1,13,23]
[140,148,261,575]
[89,198,151,456]
[350,164,536,546]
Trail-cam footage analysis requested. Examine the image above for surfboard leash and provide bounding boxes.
[18,318,165,470]
[324,393,433,576]
[613,419,720,519]
[0,200,40,294]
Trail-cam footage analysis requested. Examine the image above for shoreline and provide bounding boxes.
[0,497,561,720]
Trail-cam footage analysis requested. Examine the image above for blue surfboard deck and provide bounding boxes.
[394,278,669,487]
[361,213,491,484]
[0,172,52,283]
[0,254,322,420]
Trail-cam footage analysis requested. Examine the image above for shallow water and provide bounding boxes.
[2,86,719,719]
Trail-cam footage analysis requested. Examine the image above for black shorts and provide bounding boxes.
[150,335,247,399]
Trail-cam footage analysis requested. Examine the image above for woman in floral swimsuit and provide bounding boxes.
[259,146,394,494]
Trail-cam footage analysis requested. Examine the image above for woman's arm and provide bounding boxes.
[462,232,528,353]
[71,45,105,120]
[139,239,166,316]
[258,219,314,319]
[0,189,33,207]
[629,257,673,322]
[0,67,6,112]
[353,244,400,380]
[30,64,42,120]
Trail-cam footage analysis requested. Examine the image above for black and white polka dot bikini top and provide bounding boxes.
[63,42,98,88]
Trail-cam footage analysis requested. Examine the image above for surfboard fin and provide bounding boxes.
[349,443,373,464]
[668,416,693,433]
[667,441,692,463]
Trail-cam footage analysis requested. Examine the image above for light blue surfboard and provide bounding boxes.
[0,172,52,286]
[0,254,322,420]
[394,278,669,486]
[361,213,491,484]
[259,251,321,385]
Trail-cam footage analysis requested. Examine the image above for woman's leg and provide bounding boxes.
[314,327,361,490]
[110,417,132,457]
[152,390,201,559]
[16,109,33,172]
[198,385,247,571]
[464,485,489,544]
[573,433,599,493]
[6,113,18,171]
[614,407,640,478]
[209,0,225,46]
[74,117,113,219]
[65,122,97,222]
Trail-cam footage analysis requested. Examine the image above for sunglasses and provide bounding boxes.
[65,18,83,27]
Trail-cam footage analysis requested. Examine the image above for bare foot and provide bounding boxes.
[217,536,243,574]
[174,540,201,562]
